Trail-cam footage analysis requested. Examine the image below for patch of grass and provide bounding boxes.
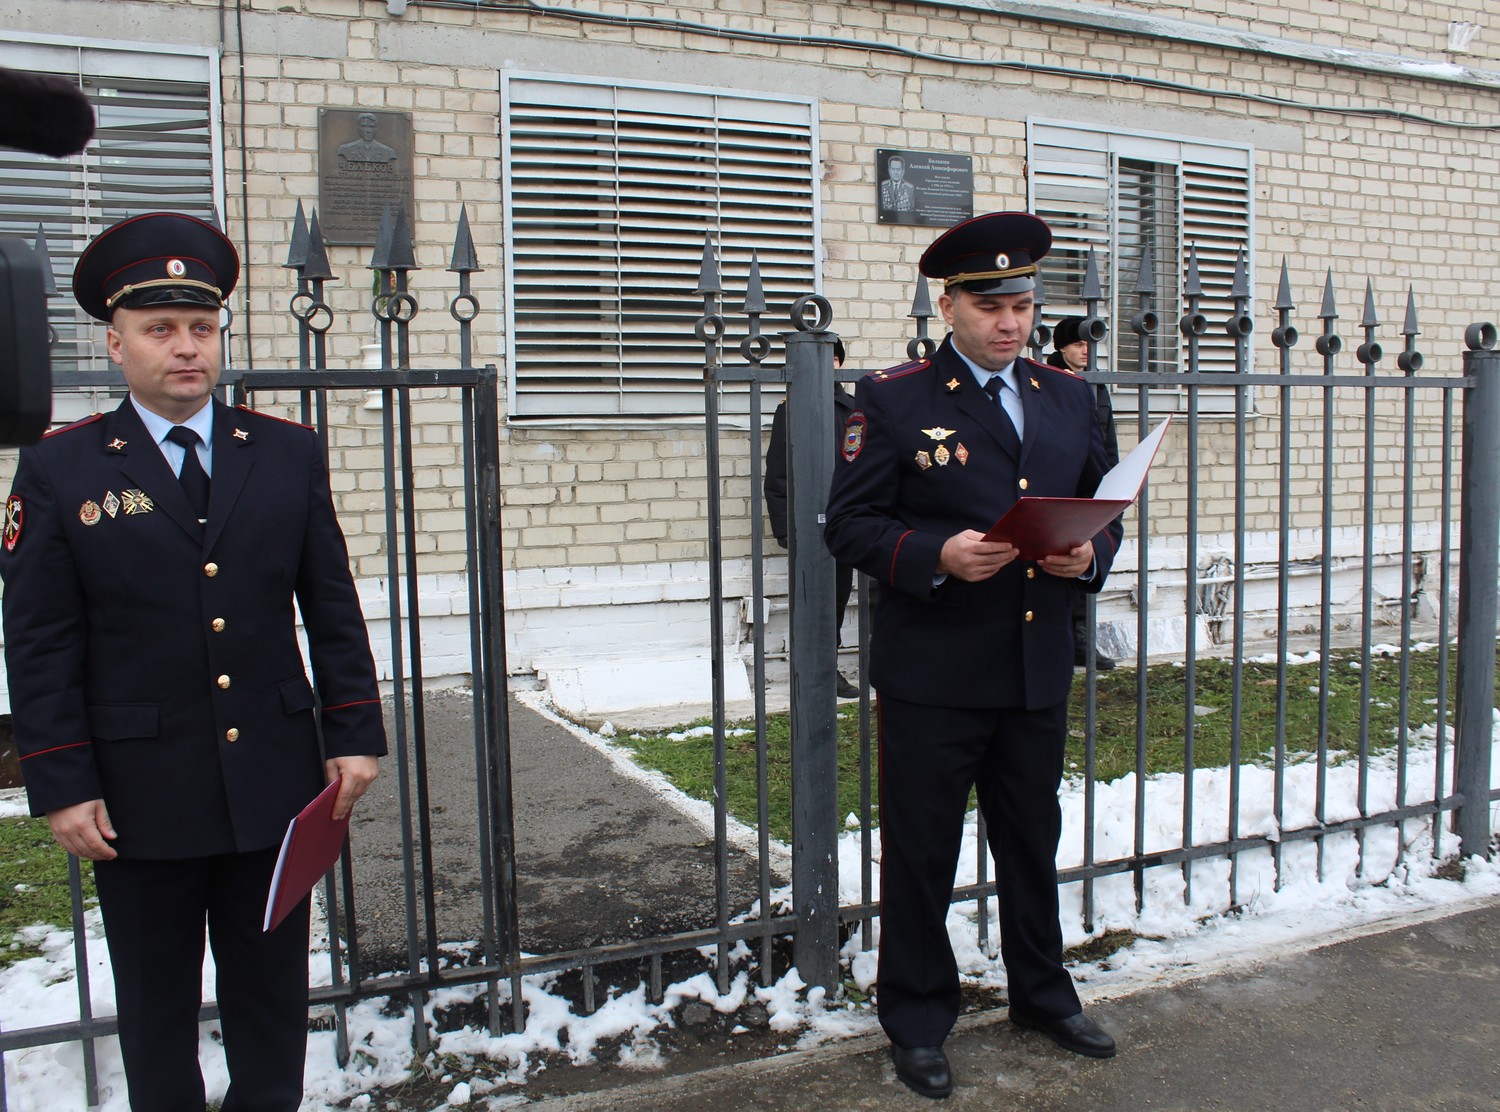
[0,815,95,967]
[618,645,1478,844]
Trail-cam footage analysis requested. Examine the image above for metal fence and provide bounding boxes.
[2,213,1498,1108]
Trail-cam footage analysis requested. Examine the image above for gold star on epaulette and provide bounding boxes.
[1029,377,1040,391]
[233,428,249,441]
[945,378,961,392]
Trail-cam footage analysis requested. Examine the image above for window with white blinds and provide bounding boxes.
[1027,121,1252,385]
[0,40,218,388]
[502,75,819,420]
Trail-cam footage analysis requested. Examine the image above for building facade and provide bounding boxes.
[1,0,1496,715]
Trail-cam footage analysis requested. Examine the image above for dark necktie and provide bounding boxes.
[165,425,210,521]
[982,375,1022,456]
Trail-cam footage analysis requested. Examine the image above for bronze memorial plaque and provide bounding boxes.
[318,108,415,246]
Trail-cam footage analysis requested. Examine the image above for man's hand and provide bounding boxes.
[1040,541,1096,580]
[47,799,118,860]
[325,755,380,821]
[938,530,1018,582]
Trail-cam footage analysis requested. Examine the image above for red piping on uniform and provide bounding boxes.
[20,740,91,760]
[322,698,380,712]
[890,529,914,583]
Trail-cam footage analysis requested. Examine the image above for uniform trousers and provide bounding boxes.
[93,846,311,1112]
[875,693,1079,1049]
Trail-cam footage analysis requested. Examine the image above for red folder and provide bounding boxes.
[263,776,349,932]
[983,416,1172,561]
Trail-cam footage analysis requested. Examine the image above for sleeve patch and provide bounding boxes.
[4,495,22,551]
[842,411,867,462]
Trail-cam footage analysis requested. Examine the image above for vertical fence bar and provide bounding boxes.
[784,305,841,992]
[1355,285,1380,875]
[691,239,733,994]
[1313,271,1342,881]
[1270,261,1298,891]
[1455,324,1500,859]
[1393,288,1416,871]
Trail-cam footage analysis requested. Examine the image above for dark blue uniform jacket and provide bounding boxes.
[824,337,1122,710]
[1,398,387,858]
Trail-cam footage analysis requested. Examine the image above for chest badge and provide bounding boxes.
[921,426,955,442]
[102,491,121,518]
[79,500,102,526]
[934,444,951,466]
[121,489,155,515]
[915,450,932,470]
[955,442,970,466]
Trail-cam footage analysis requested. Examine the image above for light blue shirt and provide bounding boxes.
[132,396,214,479]
[952,349,1025,439]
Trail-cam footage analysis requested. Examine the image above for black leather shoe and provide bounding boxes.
[891,1044,954,1099]
[1010,1009,1117,1058]
[836,671,861,699]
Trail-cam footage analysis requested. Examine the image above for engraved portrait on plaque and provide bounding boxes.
[318,108,415,245]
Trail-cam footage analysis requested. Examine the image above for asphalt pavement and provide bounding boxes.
[536,897,1500,1111]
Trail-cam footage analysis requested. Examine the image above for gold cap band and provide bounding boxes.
[943,263,1038,288]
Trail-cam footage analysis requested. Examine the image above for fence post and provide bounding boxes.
[783,312,841,990]
[1455,323,1499,859]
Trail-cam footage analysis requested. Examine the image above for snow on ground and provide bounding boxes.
[1,690,1497,1110]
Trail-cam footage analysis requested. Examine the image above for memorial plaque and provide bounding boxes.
[318,108,415,245]
[875,149,974,228]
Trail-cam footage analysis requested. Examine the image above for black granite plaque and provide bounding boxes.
[318,109,415,246]
[876,149,974,228]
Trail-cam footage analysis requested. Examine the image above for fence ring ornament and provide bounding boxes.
[1465,322,1497,351]
[905,335,937,361]
[449,293,480,322]
[739,333,773,362]
[289,292,331,333]
[386,292,418,323]
[1031,324,1052,349]
[1315,333,1342,356]
[791,294,834,332]
[694,313,726,343]
[1271,325,1299,349]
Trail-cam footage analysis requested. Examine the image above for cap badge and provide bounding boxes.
[167,259,187,278]
[995,252,1010,270]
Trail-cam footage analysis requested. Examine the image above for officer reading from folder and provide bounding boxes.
[1,212,387,1111]
[825,212,1122,1099]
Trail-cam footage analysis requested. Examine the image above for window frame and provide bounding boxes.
[500,71,822,427]
[1027,118,1255,415]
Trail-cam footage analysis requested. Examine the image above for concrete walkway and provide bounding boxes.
[538,898,1500,1111]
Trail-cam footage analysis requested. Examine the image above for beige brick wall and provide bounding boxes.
[3,0,1495,585]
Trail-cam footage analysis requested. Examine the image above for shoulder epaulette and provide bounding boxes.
[866,358,931,384]
[233,404,314,431]
[41,413,105,439]
[1027,355,1079,380]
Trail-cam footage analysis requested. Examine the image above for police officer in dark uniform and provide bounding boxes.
[824,213,1121,1099]
[1,212,387,1110]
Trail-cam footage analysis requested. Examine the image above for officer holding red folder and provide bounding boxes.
[1,212,386,1110]
[824,212,1121,1098]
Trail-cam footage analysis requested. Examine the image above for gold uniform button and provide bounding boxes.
[1026,567,1035,579]
[225,727,240,742]
[1019,478,1029,491]
[1024,610,1034,622]
[217,675,231,689]
[204,562,219,577]
[211,618,226,632]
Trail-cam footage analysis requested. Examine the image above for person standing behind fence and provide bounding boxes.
[0,212,387,1111]
[824,212,1122,1099]
[764,336,861,699]
[1049,315,1119,670]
